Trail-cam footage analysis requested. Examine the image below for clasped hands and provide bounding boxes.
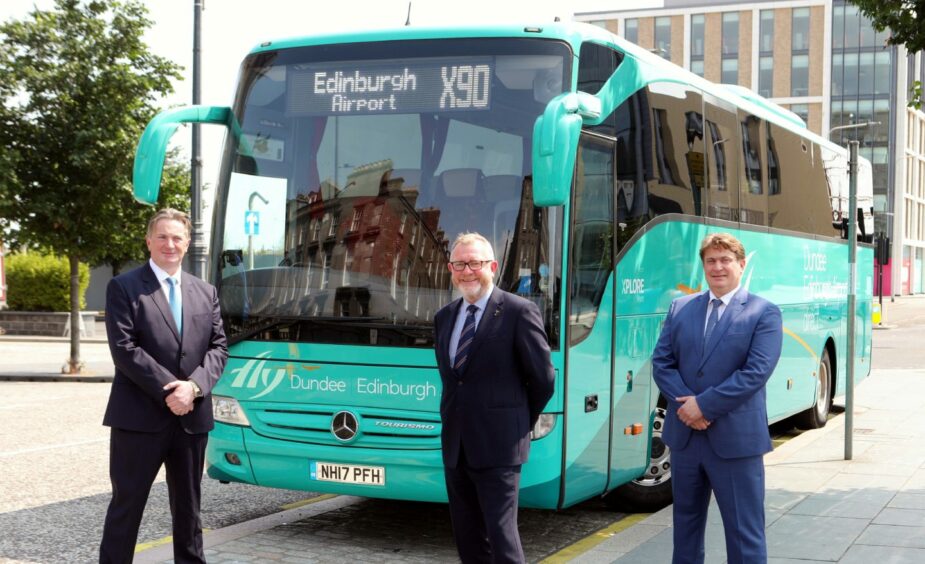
[676,396,711,430]
[163,380,196,416]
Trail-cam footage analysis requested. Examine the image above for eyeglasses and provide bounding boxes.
[450,260,492,271]
[704,257,738,267]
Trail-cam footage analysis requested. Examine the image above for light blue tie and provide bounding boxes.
[166,277,182,334]
[703,298,722,345]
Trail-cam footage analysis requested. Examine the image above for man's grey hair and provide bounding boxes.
[451,232,495,260]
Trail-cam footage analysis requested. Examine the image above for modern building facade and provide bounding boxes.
[576,0,925,296]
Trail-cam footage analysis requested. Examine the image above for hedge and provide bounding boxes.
[5,253,89,311]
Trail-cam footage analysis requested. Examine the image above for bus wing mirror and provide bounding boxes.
[531,92,601,207]
[133,105,234,204]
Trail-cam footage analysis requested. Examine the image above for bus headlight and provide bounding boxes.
[531,414,557,440]
[213,396,251,427]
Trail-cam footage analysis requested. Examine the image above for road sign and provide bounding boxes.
[245,211,260,236]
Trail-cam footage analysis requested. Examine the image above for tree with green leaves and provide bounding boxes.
[851,0,924,109]
[0,0,185,373]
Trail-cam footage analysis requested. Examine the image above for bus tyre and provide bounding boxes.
[794,348,833,430]
[604,406,673,512]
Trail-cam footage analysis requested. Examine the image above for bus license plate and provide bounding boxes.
[310,461,385,486]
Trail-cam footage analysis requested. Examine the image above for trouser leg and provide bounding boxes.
[165,429,208,564]
[99,427,169,564]
[670,434,713,564]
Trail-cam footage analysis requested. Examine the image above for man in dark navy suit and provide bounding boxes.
[99,209,228,564]
[652,232,783,564]
[434,232,555,564]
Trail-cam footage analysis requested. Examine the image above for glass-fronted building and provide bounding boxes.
[576,0,925,296]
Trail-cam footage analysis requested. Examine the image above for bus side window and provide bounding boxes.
[569,134,615,345]
[704,97,740,222]
[646,83,704,218]
[739,112,767,226]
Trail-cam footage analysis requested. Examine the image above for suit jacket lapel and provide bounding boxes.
[690,292,710,359]
[464,288,504,367]
[700,289,747,365]
[144,264,181,342]
[442,297,463,369]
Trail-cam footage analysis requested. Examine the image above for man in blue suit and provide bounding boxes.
[434,232,555,563]
[99,209,228,564]
[652,232,782,564]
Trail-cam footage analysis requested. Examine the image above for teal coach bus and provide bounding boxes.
[132,22,874,511]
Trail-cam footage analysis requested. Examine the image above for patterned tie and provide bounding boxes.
[166,276,182,335]
[453,304,479,373]
[703,298,722,345]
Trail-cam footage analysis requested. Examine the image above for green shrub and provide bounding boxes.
[5,253,89,311]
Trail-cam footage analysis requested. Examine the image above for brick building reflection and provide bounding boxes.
[286,160,451,322]
[283,159,552,322]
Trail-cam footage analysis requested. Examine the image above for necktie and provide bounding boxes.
[453,304,479,373]
[166,277,182,334]
[703,298,722,345]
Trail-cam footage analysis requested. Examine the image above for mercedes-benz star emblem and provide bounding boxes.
[331,411,359,442]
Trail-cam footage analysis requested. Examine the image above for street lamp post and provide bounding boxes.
[190,0,206,279]
[827,121,877,462]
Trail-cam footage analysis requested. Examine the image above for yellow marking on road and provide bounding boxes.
[539,512,650,563]
[281,493,338,510]
[135,530,210,553]
[782,327,818,362]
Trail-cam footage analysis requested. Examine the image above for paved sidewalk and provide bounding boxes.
[126,367,925,563]
[571,367,925,563]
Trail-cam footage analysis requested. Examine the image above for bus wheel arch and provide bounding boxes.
[793,341,835,430]
[604,398,673,512]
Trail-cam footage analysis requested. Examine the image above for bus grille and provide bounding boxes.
[247,405,441,449]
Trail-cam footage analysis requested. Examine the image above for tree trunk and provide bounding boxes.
[66,253,82,374]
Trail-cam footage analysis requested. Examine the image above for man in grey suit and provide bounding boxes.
[99,208,228,564]
[652,232,783,564]
[433,232,555,563]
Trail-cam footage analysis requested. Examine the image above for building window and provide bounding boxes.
[722,12,739,56]
[790,104,809,125]
[759,57,773,97]
[722,12,739,84]
[624,18,638,44]
[350,208,362,232]
[758,11,774,97]
[328,213,338,237]
[792,8,810,52]
[791,55,809,96]
[691,60,704,78]
[655,17,671,60]
[690,13,704,77]
[844,4,860,50]
[691,15,704,58]
[340,247,351,286]
[311,219,320,241]
[722,58,738,85]
[759,10,774,54]
[874,50,891,96]
[321,251,331,289]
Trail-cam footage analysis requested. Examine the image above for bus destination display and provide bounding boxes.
[288,57,492,116]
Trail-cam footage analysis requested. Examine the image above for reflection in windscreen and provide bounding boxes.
[212,39,568,348]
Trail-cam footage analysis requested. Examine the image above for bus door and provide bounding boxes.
[561,132,616,506]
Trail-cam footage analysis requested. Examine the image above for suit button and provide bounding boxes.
[698,371,703,377]
[180,352,186,358]
[457,381,462,386]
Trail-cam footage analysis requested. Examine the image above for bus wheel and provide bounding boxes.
[794,348,833,430]
[604,406,673,512]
